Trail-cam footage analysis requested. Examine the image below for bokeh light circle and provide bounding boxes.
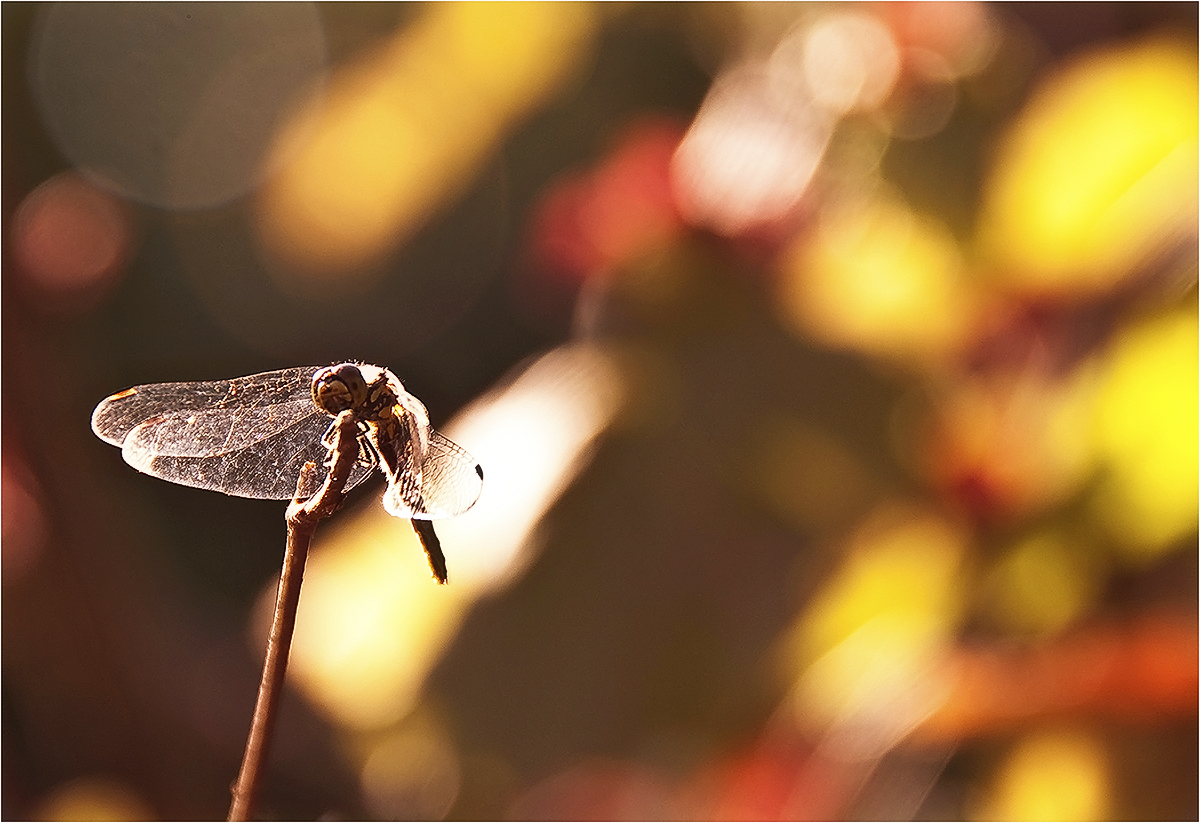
[30,3,327,210]
[11,172,133,303]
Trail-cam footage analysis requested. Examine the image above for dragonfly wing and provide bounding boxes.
[122,412,378,499]
[383,430,483,520]
[92,366,324,454]
[95,366,380,499]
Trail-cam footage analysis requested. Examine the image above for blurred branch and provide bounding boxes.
[912,610,1199,744]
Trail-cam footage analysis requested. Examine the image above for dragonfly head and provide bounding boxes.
[312,363,368,415]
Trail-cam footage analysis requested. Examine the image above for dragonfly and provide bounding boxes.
[91,363,483,583]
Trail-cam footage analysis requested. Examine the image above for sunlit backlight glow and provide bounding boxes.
[278,344,627,728]
[257,2,597,281]
[432,344,629,588]
[11,173,134,308]
[30,3,327,210]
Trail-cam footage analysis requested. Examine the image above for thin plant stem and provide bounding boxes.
[227,411,360,821]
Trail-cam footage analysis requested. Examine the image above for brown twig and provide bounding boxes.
[228,410,360,821]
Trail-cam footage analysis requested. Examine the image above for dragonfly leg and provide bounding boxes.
[355,430,379,469]
[320,418,375,470]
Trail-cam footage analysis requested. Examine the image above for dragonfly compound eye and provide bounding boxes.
[311,363,368,415]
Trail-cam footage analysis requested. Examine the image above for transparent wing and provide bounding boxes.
[383,430,483,520]
[92,367,377,499]
[122,414,378,499]
[92,367,322,453]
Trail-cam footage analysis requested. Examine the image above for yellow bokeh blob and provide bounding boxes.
[1091,308,1199,558]
[973,727,1111,821]
[277,519,475,729]
[783,506,968,756]
[777,191,971,367]
[34,777,154,822]
[794,507,968,663]
[359,718,462,820]
[258,2,597,281]
[979,38,1198,294]
[981,530,1102,635]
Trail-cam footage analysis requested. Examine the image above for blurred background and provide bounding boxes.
[3,2,1196,820]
